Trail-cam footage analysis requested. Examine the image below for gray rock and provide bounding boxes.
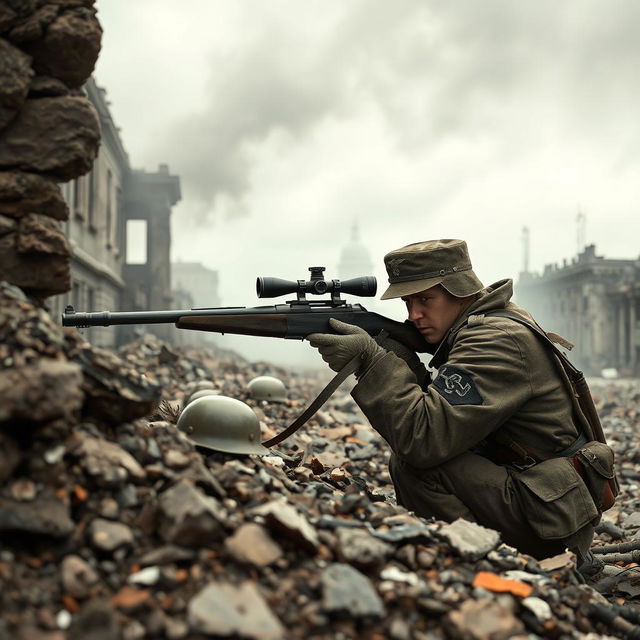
[621,511,640,530]
[0,359,83,424]
[157,479,225,546]
[0,493,73,537]
[16,213,69,255]
[438,518,500,561]
[521,596,552,622]
[88,518,134,552]
[20,6,102,88]
[60,554,99,598]
[188,581,285,639]
[0,38,33,130]
[224,523,283,567]
[0,96,100,180]
[163,449,190,469]
[336,527,393,569]
[128,566,160,586]
[28,75,70,98]
[380,565,422,587]
[66,600,121,640]
[98,498,120,520]
[8,478,36,501]
[0,171,68,220]
[75,435,146,486]
[321,563,385,618]
[253,500,319,552]
[0,231,70,295]
[443,598,525,639]
[138,545,197,567]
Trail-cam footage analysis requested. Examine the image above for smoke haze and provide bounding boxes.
[94,0,640,364]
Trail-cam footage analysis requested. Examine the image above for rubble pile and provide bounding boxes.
[1,284,640,639]
[0,0,102,299]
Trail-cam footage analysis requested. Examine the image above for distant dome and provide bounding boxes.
[338,222,374,278]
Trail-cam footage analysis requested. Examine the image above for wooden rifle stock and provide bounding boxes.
[176,314,289,338]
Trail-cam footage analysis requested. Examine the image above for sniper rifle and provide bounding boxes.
[62,266,430,353]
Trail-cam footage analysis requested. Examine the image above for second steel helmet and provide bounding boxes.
[186,388,221,405]
[177,395,270,455]
[247,376,287,402]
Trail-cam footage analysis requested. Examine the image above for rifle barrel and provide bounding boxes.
[62,307,248,327]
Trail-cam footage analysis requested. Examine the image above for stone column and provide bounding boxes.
[617,298,628,370]
[629,296,637,372]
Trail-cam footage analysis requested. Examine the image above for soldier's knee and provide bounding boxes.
[389,453,442,489]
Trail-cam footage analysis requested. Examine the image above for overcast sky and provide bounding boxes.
[94,1,640,365]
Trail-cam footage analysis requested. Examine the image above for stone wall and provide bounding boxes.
[0,0,102,301]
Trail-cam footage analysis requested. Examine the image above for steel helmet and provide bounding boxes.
[187,388,221,405]
[177,395,270,455]
[247,376,287,402]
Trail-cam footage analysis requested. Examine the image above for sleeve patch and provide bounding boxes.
[432,365,483,406]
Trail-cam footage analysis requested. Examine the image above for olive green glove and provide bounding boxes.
[308,318,385,374]
[382,337,432,390]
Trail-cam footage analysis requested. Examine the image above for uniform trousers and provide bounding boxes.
[389,450,570,560]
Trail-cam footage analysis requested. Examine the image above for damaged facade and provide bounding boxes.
[516,244,640,375]
[48,79,181,348]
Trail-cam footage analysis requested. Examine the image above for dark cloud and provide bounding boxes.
[147,0,640,219]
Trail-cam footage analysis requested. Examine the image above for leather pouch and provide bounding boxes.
[572,441,618,512]
[515,457,599,540]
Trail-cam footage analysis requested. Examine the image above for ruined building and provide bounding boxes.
[516,244,640,375]
[172,261,220,309]
[171,261,221,347]
[48,78,181,347]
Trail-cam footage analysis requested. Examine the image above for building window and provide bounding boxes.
[88,167,97,230]
[106,170,112,248]
[72,281,81,309]
[73,177,84,221]
[115,187,123,256]
[126,219,148,264]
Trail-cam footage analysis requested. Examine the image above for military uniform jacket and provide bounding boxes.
[352,279,581,471]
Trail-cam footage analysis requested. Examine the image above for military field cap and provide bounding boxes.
[381,239,484,300]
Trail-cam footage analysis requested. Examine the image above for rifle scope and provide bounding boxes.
[257,266,376,300]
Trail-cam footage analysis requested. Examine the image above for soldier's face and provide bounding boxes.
[402,285,468,344]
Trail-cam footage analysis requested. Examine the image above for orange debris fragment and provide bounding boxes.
[73,485,88,501]
[175,569,188,582]
[62,595,80,613]
[111,586,151,610]
[472,571,533,598]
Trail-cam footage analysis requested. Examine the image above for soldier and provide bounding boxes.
[308,239,610,573]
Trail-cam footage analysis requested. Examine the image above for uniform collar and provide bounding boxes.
[428,279,514,369]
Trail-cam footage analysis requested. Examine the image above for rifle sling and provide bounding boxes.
[262,354,360,447]
[263,331,390,448]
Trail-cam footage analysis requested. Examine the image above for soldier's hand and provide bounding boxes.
[308,318,383,373]
[383,337,432,389]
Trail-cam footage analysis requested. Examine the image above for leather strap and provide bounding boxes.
[263,331,390,448]
[262,353,361,447]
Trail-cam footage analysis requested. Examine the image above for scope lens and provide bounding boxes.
[313,281,328,294]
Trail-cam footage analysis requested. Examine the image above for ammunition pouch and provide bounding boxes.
[515,457,599,540]
[570,441,618,512]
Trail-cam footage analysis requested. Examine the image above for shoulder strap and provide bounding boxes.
[482,311,580,375]
[481,310,603,444]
